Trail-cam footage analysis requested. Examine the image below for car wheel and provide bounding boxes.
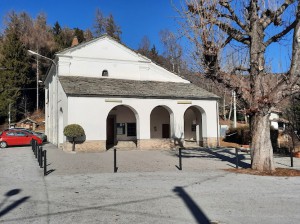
[0,141,7,148]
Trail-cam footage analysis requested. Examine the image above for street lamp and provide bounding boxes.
[28,50,58,144]
[28,50,57,111]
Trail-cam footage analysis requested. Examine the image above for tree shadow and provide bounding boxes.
[173,148,251,169]
[173,186,211,224]
[0,189,30,217]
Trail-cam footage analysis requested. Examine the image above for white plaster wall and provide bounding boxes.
[57,37,188,83]
[270,112,279,130]
[66,97,219,143]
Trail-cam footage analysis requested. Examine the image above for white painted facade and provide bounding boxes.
[45,35,220,150]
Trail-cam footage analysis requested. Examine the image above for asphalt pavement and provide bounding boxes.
[0,144,300,224]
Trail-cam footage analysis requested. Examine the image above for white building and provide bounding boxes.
[45,35,220,151]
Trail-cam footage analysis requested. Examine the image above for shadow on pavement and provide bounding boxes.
[174,148,251,169]
[0,189,30,217]
[173,186,210,224]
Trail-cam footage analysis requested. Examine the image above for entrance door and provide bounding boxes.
[107,116,115,145]
[162,124,170,138]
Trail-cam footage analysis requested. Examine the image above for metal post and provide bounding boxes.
[114,148,118,173]
[233,91,237,128]
[235,148,239,169]
[35,141,37,158]
[43,150,47,176]
[36,54,39,111]
[39,146,43,168]
[38,146,41,167]
[179,148,182,170]
[290,147,294,167]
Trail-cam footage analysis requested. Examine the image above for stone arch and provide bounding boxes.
[106,104,139,149]
[183,106,207,146]
[150,105,174,139]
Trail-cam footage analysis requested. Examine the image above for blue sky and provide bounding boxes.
[0,0,180,54]
[0,0,293,73]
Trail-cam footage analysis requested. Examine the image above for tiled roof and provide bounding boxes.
[59,76,219,100]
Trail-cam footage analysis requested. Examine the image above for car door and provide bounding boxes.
[15,131,31,145]
[4,131,18,146]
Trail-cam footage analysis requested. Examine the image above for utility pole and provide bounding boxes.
[36,53,39,111]
[8,103,11,128]
[233,91,237,128]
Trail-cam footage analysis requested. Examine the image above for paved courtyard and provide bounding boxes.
[0,144,300,224]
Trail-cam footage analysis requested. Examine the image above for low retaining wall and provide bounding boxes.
[61,137,219,152]
[62,140,106,152]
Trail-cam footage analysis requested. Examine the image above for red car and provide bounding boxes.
[0,129,43,148]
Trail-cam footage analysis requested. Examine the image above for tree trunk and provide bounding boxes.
[251,112,275,172]
[72,137,75,151]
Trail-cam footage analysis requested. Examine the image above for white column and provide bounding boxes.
[137,110,151,140]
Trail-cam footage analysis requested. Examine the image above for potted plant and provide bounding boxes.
[63,124,85,151]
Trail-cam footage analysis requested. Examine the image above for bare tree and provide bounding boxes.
[177,0,300,172]
[160,29,183,73]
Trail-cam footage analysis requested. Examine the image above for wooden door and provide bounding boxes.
[106,116,115,145]
[162,124,170,138]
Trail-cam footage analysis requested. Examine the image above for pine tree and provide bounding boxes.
[105,14,122,41]
[0,20,32,121]
[73,28,85,43]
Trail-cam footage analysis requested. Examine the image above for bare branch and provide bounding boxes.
[232,66,250,73]
[261,0,295,28]
[265,20,297,46]
[214,20,250,45]
[219,0,249,32]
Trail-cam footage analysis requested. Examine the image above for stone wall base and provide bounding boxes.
[62,140,106,152]
[203,137,218,148]
[137,139,174,150]
[60,137,219,152]
[115,141,137,150]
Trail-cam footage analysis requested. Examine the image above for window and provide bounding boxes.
[127,123,136,137]
[191,124,196,132]
[15,131,27,136]
[102,70,108,77]
[6,131,15,136]
[117,123,125,135]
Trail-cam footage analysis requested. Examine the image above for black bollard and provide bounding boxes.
[235,148,239,169]
[43,150,47,176]
[290,147,294,167]
[179,148,182,170]
[39,146,43,168]
[114,148,118,173]
[32,141,34,152]
[38,146,41,167]
[34,141,37,158]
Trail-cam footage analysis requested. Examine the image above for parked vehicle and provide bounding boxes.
[10,128,47,142]
[0,129,43,148]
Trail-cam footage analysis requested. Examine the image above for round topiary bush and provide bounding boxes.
[63,124,85,151]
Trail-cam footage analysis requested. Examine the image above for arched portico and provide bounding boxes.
[150,106,173,139]
[106,105,139,149]
[184,106,207,146]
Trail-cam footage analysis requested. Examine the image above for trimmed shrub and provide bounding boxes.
[63,124,85,151]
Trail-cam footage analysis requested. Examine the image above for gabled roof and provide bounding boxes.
[59,76,219,100]
[56,34,149,62]
[17,117,38,124]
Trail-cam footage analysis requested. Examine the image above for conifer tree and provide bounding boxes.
[0,17,31,121]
